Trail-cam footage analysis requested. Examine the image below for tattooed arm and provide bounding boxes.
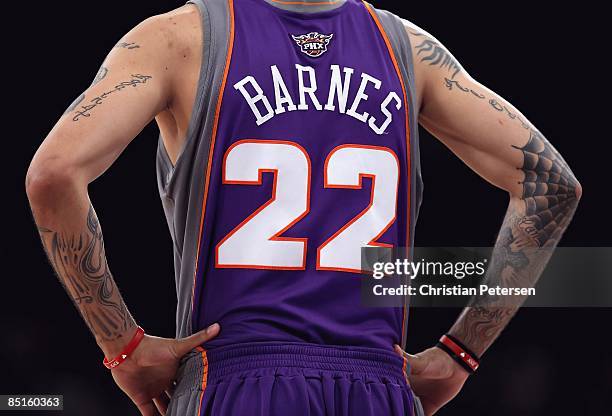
[26,7,219,416]
[395,22,581,415]
[27,13,173,358]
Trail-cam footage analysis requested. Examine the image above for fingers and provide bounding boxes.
[153,394,170,415]
[174,323,221,357]
[393,344,404,357]
[165,379,176,400]
[406,353,429,376]
[137,402,161,416]
[394,344,429,376]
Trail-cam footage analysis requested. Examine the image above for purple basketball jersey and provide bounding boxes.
[179,0,418,351]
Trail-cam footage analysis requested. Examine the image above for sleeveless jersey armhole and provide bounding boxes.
[157,0,214,194]
[364,4,425,349]
[155,0,233,338]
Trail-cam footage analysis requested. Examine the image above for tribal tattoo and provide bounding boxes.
[62,66,107,116]
[449,129,580,356]
[414,35,461,79]
[37,206,135,342]
[63,94,85,115]
[115,41,140,49]
[91,65,108,86]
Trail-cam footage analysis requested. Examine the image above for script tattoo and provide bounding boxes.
[445,77,535,133]
[449,131,580,355]
[444,77,484,98]
[69,74,152,121]
[37,207,135,342]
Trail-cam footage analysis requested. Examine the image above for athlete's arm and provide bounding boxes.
[396,22,582,414]
[26,7,217,416]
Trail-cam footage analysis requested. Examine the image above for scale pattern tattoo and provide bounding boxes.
[449,131,580,356]
[513,131,579,246]
[409,24,580,357]
[37,206,135,342]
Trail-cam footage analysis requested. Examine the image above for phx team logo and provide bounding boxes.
[291,32,334,58]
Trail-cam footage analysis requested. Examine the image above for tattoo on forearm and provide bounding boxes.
[449,131,580,356]
[69,74,152,121]
[37,206,135,342]
[115,41,140,50]
[415,38,461,79]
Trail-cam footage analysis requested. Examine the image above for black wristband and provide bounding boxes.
[436,334,481,374]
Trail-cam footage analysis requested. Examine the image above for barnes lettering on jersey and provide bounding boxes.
[233,64,402,135]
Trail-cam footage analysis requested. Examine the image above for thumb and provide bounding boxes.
[394,345,429,376]
[174,323,220,357]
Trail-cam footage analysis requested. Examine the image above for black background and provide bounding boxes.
[2,0,611,415]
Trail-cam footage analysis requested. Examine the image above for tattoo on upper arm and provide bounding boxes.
[412,33,461,79]
[115,41,140,50]
[444,77,534,132]
[67,74,152,122]
[63,65,107,116]
[37,206,135,342]
[444,77,484,98]
[91,66,108,86]
[62,35,141,118]
[63,94,85,115]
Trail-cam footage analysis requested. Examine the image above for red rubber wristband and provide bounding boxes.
[102,326,145,369]
[439,335,480,372]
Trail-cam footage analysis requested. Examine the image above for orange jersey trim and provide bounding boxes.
[215,139,311,271]
[316,144,400,273]
[196,348,209,416]
[363,1,412,347]
[271,0,343,6]
[191,0,236,315]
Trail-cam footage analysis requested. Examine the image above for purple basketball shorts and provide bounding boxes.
[167,342,416,416]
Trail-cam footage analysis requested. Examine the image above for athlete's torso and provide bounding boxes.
[157,0,422,351]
